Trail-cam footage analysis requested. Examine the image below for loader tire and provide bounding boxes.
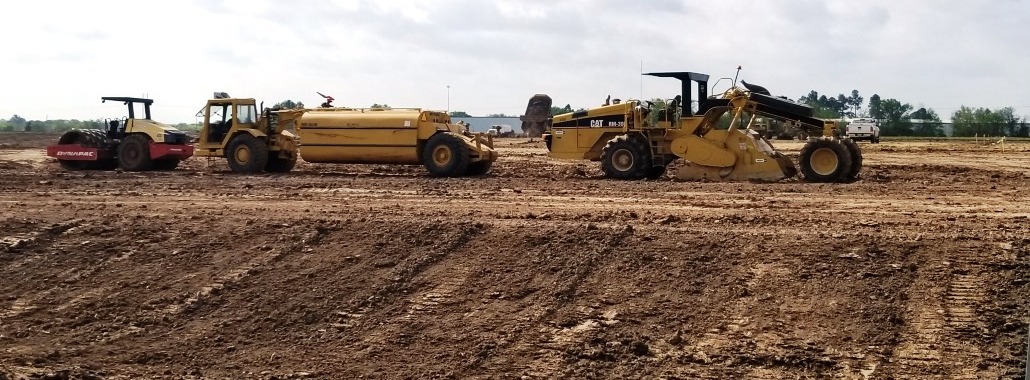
[152,159,180,171]
[600,134,652,180]
[56,129,114,171]
[645,166,667,179]
[422,132,470,177]
[465,160,493,176]
[841,139,863,181]
[265,154,297,173]
[799,138,853,183]
[226,134,269,173]
[118,134,153,171]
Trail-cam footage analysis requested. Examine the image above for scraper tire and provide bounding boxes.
[799,138,853,183]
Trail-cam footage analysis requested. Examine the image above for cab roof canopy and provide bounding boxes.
[101,97,153,119]
[101,97,154,105]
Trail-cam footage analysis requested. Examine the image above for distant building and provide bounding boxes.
[452,117,523,134]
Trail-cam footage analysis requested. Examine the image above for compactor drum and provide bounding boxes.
[539,70,861,182]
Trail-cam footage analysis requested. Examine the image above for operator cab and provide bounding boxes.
[198,93,258,147]
[643,72,710,118]
[101,96,154,140]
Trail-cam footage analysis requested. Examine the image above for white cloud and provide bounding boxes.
[1,0,1028,124]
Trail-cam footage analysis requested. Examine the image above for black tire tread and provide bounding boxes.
[118,133,153,171]
[841,138,863,181]
[265,154,297,173]
[799,138,853,183]
[599,134,652,180]
[421,132,471,177]
[226,134,269,173]
[465,160,493,176]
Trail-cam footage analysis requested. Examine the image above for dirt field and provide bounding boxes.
[1,132,1028,379]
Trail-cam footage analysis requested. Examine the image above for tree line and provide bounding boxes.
[0,115,201,133]
[797,90,1028,137]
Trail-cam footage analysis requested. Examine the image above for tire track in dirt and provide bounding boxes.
[488,229,631,379]
[348,224,483,353]
[882,244,996,379]
[0,219,83,321]
[159,226,333,316]
[398,265,473,322]
[664,261,813,380]
[0,219,82,256]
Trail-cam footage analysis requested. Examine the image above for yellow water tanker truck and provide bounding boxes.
[195,93,497,176]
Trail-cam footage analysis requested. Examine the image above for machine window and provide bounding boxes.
[208,104,228,124]
[237,104,257,124]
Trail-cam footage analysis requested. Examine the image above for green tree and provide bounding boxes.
[868,94,883,119]
[950,106,1014,137]
[9,114,26,129]
[448,111,471,117]
[951,106,978,137]
[270,100,304,110]
[909,107,944,136]
[486,113,510,117]
[878,98,912,136]
[370,103,391,109]
[799,91,820,104]
[549,104,574,116]
[798,91,844,119]
[995,107,1025,136]
[848,90,863,117]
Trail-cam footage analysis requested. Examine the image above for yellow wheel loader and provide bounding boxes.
[196,93,497,176]
[540,71,861,182]
[195,93,299,173]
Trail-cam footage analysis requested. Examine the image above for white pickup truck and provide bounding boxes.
[846,118,880,143]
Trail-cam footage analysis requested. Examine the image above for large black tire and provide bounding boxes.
[226,134,269,173]
[841,139,863,181]
[56,129,115,170]
[600,134,652,180]
[117,133,153,171]
[645,165,667,179]
[265,154,297,173]
[465,160,493,176]
[422,132,471,177]
[152,159,180,171]
[799,138,853,183]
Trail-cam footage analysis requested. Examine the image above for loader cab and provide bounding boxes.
[198,95,259,149]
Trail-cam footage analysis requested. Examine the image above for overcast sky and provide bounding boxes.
[2,0,1028,124]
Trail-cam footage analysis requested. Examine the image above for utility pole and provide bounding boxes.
[446,85,450,113]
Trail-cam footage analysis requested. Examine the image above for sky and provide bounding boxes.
[2,0,1028,124]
